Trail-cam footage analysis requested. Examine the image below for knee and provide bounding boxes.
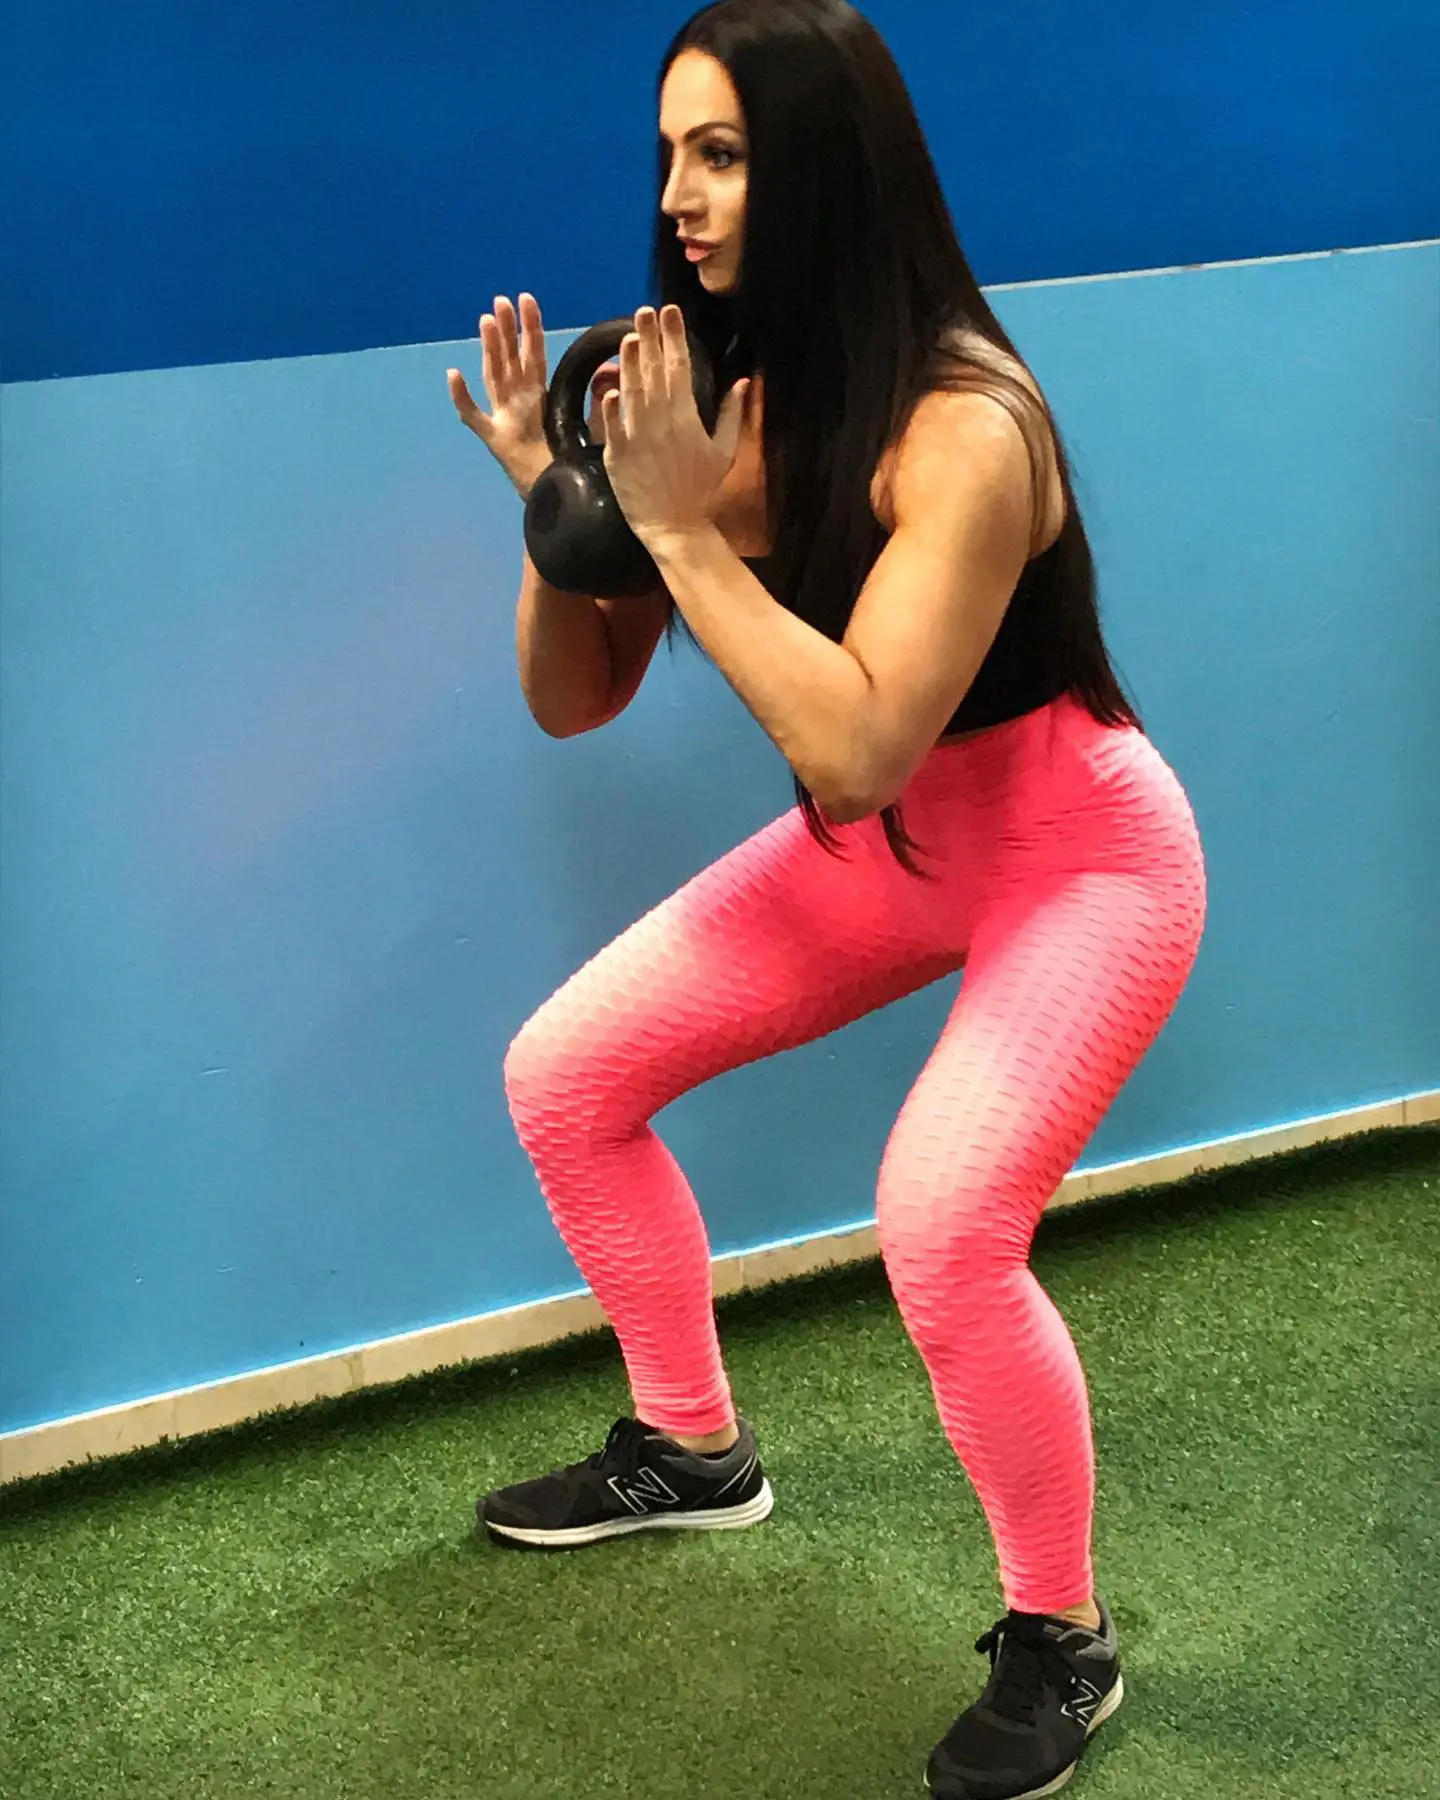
[502,994,644,1154]
[503,999,584,1151]
[501,1011,551,1144]
[877,1190,1027,1365]
[875,1159,1034,1294]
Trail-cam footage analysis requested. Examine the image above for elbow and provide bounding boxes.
[529,705,601,740]
[537,715,581,740]
[526,695,583,738]
[538,709,613,740]
[816,788,881,826]
[808,746,906,825]
[808,765,893,826]
[521,679,617,739]
[798,708,915,821]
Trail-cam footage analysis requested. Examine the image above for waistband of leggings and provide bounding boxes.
[931,690,1116,764]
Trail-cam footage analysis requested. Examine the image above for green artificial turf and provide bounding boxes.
[2,1125,1437,1799]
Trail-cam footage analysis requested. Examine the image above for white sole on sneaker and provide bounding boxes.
[925,1669,1124,1800]
[484,1477,775,1549]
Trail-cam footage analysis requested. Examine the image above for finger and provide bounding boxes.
[711,379,749,464]
[586,364,620,443]
[517,292,547,387]
[633,306,667,402]
[619,331,648,427]
[659,305,692,411]
[447,368,491,440]
[492,296,520,388]
[478,313,506,411]
[600,388,625,447]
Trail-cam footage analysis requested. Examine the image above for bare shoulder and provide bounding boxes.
[871,332,1064,551]
[879,394,1036,561]
[870,389,1035,536]
[936,323,1046,404]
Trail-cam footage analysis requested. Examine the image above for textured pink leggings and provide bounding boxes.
[504,693,1207,1613]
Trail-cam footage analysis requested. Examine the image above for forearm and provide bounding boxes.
[498,444,614,737]
[515,549,616,738]
[645,525,875,814]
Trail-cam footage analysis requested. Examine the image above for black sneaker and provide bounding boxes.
[926,1595,1124,1800]
[478,1415,774,1549]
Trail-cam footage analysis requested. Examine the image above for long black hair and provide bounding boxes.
[650,0,1141,874]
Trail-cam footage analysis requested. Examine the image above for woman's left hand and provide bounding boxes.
[601,305,749,550]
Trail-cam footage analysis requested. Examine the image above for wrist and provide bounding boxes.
[509,446,552,502]
[641,522,726,568]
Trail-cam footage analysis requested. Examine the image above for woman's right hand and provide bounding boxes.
[447,295,625,497]
[447,293,552,498]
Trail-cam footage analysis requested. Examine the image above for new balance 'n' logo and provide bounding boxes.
[608,1468,681,1516]
[1061,1678,1105,1726]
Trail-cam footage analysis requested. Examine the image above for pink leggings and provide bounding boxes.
[504,693,1207,1613]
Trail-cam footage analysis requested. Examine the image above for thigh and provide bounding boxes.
[877,862,1206,1267]
[507,808,962,1124]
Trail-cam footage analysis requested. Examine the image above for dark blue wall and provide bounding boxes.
[4,0,1437,382]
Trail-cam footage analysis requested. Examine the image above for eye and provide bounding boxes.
[703,143,740,170]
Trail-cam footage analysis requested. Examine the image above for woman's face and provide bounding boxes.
[659,50,748,296]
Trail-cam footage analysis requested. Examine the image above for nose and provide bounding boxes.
[661,154,702,223]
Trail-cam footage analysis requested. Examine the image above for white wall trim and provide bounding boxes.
[983,236,1440,294]
[408,239,1440,360]
[3,1090,1435,1488]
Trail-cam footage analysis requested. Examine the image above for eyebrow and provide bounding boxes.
[660,120,744,144]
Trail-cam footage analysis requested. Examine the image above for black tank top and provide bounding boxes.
[741,534,1072,739]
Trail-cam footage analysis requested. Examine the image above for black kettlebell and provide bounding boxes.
[523,315,719,598]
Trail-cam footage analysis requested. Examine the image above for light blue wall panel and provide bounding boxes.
[2,243,1436,1434]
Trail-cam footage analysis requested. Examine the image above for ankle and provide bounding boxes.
[650,1420,740,1456]
[1052,1600,1103,1632]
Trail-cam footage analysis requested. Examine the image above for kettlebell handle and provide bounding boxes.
[544,315,720,456]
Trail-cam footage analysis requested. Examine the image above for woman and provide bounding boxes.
[446,4,1206,1795]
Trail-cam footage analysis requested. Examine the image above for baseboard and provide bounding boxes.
[3,1089,1435,1488]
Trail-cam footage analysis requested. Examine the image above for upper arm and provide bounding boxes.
[592,583,672,725]
[840,391,1038,812]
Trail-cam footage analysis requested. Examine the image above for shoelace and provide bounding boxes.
[973,1614,1073,1724]
[579,1417,653,1485]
